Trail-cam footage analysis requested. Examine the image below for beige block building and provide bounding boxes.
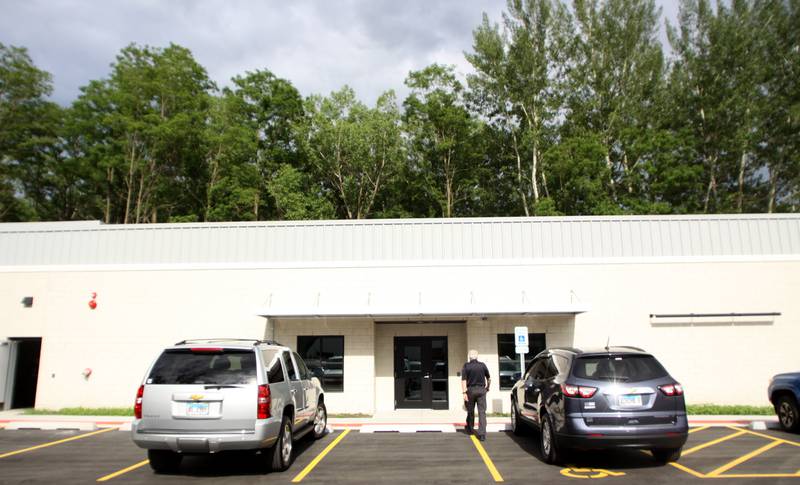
[0,215,797,415]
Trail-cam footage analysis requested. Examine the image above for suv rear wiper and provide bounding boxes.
[203,384,244,389]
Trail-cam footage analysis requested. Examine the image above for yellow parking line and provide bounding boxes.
[291,429,350,483]
[720,473,800,478]
[730,425,800,448]
[689,425,711,434]
[0,427,118,459]
[681,429,747,457]
[706,439,782,477]
[96,459,149,482]
[667,461,706,478]
[470,435,504,482]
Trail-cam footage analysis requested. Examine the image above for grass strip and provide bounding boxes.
[686,404,774,416]
[24,407,134,416]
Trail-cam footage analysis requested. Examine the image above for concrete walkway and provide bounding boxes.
[0,408,779,432]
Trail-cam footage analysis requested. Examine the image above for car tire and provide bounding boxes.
[776,395,800,432]
[269,415,294,472]
[540,413,563,465]
[651,447,682,464]
[147,449,182,474]
[511,400,528,436]
[313,402,328,439]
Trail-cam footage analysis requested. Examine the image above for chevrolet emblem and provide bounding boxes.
[191,394,204,401]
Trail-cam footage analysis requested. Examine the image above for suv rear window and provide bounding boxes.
[572,355,668,382]
[147,349,257,385]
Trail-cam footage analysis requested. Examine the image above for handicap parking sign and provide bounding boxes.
[514,326,528,345]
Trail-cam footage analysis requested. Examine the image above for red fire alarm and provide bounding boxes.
[88,292,97,310]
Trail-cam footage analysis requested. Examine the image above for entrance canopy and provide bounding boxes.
[255,288,589,319]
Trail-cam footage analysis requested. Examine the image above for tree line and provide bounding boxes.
[1,0,797,223]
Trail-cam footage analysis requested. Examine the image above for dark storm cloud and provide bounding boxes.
[0,0,674,106]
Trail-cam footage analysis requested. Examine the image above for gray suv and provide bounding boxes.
[510,346,688,465]
[131,339,327,473]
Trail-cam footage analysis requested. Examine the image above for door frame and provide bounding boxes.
[393,336,449,410]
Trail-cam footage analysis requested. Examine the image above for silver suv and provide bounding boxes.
[131,339,327,473]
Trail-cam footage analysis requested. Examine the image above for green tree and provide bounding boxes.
[403,64,486,217]
[564,0,666,210]
[0,43,65,221]
[466,0,571,215]
[69,43,215,224]
[300,86,403,219]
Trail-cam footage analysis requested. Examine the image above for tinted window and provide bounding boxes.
[572,355,668,382]
[293,352,311,380]
[298,336,344,392]
[148,349,256,385]
[497,333,546,389]
[284,351,299,381]
[261,349,285,384]
[527,358,548,381]
[544,357,559,379]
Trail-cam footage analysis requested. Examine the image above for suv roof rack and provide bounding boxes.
[174,338,283,347]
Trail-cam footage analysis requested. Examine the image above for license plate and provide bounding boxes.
[618,394,642,407]
[186,402,209,416]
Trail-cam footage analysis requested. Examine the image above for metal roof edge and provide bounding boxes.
[1,213,798,233]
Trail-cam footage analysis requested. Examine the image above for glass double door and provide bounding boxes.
[394,337,448,409]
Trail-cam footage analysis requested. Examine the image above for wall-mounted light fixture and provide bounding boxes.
[21,297,33,308]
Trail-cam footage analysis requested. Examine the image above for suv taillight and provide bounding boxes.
[258,384,271,419]
[134,385,144,419]
[561,383,597,398]
[659,383,684,396]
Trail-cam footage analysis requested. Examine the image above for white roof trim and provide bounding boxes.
[255,288,589,318]
[256,304,589,318]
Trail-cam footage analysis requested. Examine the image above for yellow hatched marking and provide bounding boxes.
[470,435,504,482]
[688,425,711,434]
[96,459,149,482]
[682,429,747,457]
[729,425,800,448]
[667,461,707,478]
[706,440,782,477]
[291,429,350,483]
[0,427,117,459]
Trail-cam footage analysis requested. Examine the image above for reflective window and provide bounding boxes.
[283,351,299,381]
[148,349,256,385]
[298,336,344,392]
[497,333,546,389]
[261,349,285,384]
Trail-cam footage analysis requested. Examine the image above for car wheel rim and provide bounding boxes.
[314,407,326,435]
[542,420,551,456]
[780,402,795,427]
[281,424,292,464]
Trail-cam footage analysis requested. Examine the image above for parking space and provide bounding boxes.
[0,426,798,484]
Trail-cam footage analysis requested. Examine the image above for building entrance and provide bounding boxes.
[1,337,42,410]
[393,336,448,409]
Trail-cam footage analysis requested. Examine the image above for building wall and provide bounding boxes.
[270,318,374,415]
[0,259,797,410]
[373,322,467,414]
[467,315,575,414]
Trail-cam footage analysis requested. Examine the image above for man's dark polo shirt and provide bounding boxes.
[461,360,490,388]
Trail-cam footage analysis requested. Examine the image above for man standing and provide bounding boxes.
[461,349,490,440]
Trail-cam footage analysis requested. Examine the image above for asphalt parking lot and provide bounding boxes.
[0,425,798,484]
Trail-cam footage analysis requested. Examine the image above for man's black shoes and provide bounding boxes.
[478,435,486,441]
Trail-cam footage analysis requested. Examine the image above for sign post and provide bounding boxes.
[514,326,529,380]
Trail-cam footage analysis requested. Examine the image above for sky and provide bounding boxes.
[0,0,679,107]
